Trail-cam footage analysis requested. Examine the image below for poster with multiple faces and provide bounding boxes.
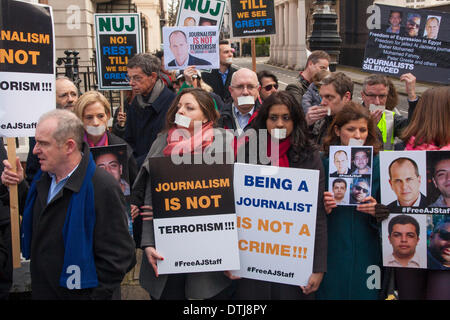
[329,146,374,206]
[380,150,449,270]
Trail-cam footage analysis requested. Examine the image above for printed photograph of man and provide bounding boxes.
[405,13,421,37]
[351,148,372,175]
[387,157,427,210]
[167,30,211,68]
[199,17,217,26]
[386,214,423,268]
[332,178,348,205]
[183,17,196,26]
[427,156,450,209]
[423,16,441,40]
[428,218,450,270]
[350,177,370,204]
[387,10,402,34]
[330,150,350,177]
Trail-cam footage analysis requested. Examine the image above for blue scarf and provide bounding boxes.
[21,154,98,289]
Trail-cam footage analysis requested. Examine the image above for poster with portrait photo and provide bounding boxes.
[427,215,450,271]
[90,144,133,235]
[426,150,450,211]
[380,151,427,214]
[162,26,220,70]
[329,146,373,206]
[381,213,428,269]
[423,15,441,40]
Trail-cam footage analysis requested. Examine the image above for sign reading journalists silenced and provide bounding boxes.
[232,164,319,286]
[94,13,142,90]
[149,157,240,274]
[0,0,55,137]
[363,4,450,83]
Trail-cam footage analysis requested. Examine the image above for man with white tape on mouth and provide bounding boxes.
[217,68,261,136]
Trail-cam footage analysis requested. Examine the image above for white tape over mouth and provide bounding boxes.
[348,138,365,146]
[175,113,191,128]
[226,57,233,64]
[369,104,385,112]
[237,95,255,106]
[85,125,106,136]
[271,128,287,140]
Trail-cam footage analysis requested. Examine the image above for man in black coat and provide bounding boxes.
[201,40,236,104]
[1,110,135,300]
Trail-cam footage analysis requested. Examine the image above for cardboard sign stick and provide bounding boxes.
[251,38,256,72]
[6,138,22,269]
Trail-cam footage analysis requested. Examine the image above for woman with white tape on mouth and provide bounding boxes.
[131,88,234,300]
[73,91,139,245]
[233,90,328,299]
[317,101,386,300]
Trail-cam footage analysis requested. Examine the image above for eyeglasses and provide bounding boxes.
[353,185,369,193]
[363,91,388,99]
[436,229,450,241]
[263,84,279,91]
[407,21,420,28]
[231,84,259,92]
[125,75,145,83]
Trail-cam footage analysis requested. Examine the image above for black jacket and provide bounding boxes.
[18,143,135,299]
[201,66,236,104]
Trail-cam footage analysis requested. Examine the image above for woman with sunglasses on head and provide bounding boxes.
[232,91,327,299]
[316,101,386,300]
[131,88,234,300]
[390,86,450,300]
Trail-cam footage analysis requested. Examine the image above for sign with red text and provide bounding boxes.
[94,13,142,90]
[0,0,55,137]
[149,157,240,274]
[231,163,319,286]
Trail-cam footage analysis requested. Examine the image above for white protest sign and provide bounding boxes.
[0,0,55,137]
[176,0,226,28]
[232,163,319,286]
[163,26,219,70]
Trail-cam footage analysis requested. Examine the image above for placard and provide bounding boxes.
[163,26,219,70]
[94,13,142,90]
[380,150,449,270]
[328,146,373,206]
[363,4,450,84]
[0,0,55,137]
[231,163,319,286]
[230,0,276,38]
[149,157,240,274]
[176,0,226,28]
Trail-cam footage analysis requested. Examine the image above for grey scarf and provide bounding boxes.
[135,79,165,109]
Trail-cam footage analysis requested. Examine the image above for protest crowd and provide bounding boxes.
[0,4,449,302]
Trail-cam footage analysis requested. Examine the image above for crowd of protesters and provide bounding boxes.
[0,43,449,301]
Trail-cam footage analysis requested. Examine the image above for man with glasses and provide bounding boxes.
[124,53,176,167]
[387,157,427,211]
[257,70,279,102]
[428,218,450,270]
[218,68,260,134]
[350,177,370,204]
[361,73,418,150]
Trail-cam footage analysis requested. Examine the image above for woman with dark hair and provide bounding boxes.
[316,101,386,300]
[391,86,450,300]
[131,88,234,300]
[233,91,328,299]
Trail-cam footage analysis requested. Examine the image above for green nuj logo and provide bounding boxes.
[98,17,135,32]
[184,0,222,16]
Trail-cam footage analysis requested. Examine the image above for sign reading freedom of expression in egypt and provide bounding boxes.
[0,0,55,137]
[149,157,240,274]
[176,0,226,28]
[230,0,276,38]
[363,4,450,83]
[231,163,319,286]
[94,13,142,90]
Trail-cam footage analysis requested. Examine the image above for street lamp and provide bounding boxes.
[307,0,342,71]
